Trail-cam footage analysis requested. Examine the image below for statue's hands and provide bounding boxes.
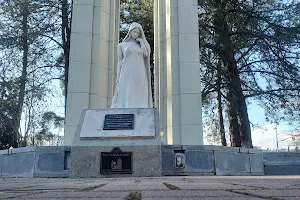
[136,38,147,56]
[136,38,143,43]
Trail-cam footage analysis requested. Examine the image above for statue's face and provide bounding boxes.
[131,28,140,39]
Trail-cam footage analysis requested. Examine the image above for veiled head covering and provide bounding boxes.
[122,22,150,56]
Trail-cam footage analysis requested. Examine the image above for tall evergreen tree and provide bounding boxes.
[199,0,300,147]
[0,0,67,146]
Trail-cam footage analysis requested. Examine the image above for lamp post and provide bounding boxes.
[275,124,278,151]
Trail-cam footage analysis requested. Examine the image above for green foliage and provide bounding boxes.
[0,0,69,147]
[0,74,20,149]
[40,111,64,130]
[120,0,154,51]
[34,111,64,146]
[0,83,20,149]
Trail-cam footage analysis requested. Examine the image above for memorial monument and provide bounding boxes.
[65,0,203,146]
[67,0,204,177]
[0,0,266,178]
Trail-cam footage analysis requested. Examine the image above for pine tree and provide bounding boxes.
[199,0,300,147]
[0,0,67,146]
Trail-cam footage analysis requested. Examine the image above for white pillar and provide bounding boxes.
[65,0,118,145]
[155,0,203,145]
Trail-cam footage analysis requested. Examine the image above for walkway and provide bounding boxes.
[1,176,300,199]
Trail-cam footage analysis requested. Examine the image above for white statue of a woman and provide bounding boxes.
[111,22,153,108]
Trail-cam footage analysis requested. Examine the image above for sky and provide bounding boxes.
[241,102,297,150]
[202,99,299,150]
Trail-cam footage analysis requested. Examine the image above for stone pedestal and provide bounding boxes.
[70,108,162,177]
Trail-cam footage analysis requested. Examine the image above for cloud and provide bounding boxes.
[203,122,295,150]
[252,124,293,150]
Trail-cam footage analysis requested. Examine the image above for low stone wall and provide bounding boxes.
[2,145,300,178]
[0,146,70,178]
[162,145,264,176]
[263,152,300,175]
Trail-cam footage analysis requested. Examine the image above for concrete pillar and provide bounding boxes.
[155,0,203,145]
[65,0,118,145]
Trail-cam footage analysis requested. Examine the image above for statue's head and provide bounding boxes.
[129,22,143,32]
[123,22,144,42]
[130,28,141,40]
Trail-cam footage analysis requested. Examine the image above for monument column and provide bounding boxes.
[155,0,203,145]
[65,0,118,145]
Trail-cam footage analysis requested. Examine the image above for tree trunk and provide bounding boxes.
[212,0,251,147]
[16,0,29,146]
[217,0,252,148]
[213,1,240,147]
[238,92,253,148]
[217,61,227,146]
[62,0,71,112]
[226,87,242,147]
[219,22,253,148]
[223,41,252,147]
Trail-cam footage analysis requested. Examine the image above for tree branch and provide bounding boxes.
[245,88,300,98]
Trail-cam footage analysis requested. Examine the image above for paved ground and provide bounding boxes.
[0,176,300,200]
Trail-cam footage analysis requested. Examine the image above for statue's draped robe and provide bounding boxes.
[111,42,152,108]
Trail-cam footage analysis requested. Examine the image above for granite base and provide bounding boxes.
[70,145,161,178]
